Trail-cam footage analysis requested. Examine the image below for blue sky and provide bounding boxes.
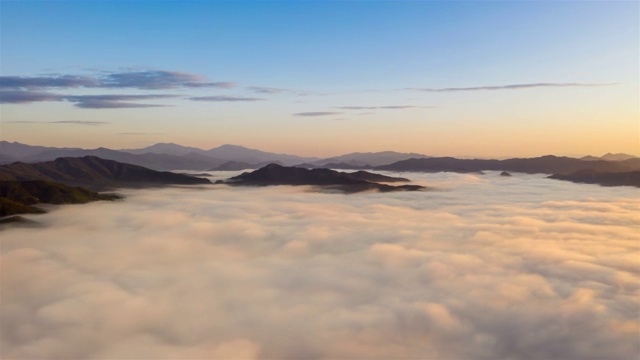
[1,1,638,157]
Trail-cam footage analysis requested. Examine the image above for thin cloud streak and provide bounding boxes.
[0,75,98,89]
[72,101,168,109]
[1,90,179,108]
[294,112,342,117]
[64,94,177,109]
[247,86,289,94]
[117,132,165,135]
[0,70,235,90]
[335,105,426,110]
[5,120,108,126]
[0,90,64,103]
[100,71,235,89]
[407,82,619,92]
[189,96,266,102]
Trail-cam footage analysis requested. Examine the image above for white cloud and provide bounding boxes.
[1,172,638,359]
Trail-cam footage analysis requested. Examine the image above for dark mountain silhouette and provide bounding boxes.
[311,151,430,167]
[549,170,640,188]
[620,158,640,169]
[217,163,422,193]
[0,180,121,217]
[376,155,636,174]
[209,160,284,171]
[0,156,211,190]
[294,162,373,170]
[500,171,512,177]
[20,148,225,171]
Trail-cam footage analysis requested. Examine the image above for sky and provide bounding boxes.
[2,172,639,358]
[0,0,638,158]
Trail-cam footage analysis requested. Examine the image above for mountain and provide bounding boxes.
[600,153,638,161]
[549,170,640,187]
[0,141,83,159]
[122,142,206,156]
[2,141,318,170]
[376,155,636,174]
[203,144,318,166]
[216,163,423,193]
[0,156,211,190]
[0,154,18,164]
[294,162,373,170]
[122,143,319,166]
[312,151,430,167]
[209,160,284,171]
[0,180,121,217]
[580,153,638,162]
[4,144,224,171]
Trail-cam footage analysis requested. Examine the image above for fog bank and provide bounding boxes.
[1,172,638,359]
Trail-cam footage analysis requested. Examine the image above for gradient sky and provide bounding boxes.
[0,0,638,157]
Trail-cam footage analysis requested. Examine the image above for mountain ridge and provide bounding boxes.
[0,156,211,190]
[217,163,423,193]
[375,155,638,174]
[0,180,121,217]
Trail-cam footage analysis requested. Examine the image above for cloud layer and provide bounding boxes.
[0,70,235,109]
[1,172,638,359]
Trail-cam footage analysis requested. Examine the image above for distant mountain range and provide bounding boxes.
[1,141,638,176]
[0,141,434,170]
[1,152,637,221]
[581,153,639,162]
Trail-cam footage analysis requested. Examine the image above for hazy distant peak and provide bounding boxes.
[601,153,638,161]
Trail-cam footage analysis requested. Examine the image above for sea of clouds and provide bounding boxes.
[1,171,638,359]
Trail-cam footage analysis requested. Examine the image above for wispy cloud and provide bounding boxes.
[294,112,342,117]
[65,94,177,109]
[247,86,290,94]
[407,83,618,92]
[0,70,235,90]
[5,120,108,126]
[117,132,165,135]
[335,105,426,110]
[0,75,98,89]
[189,95,266,102]
[100,71,236,90]
[1,91,175,108]
[0,90,64,103]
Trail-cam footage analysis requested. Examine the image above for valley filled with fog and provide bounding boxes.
[1,171,638,359]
